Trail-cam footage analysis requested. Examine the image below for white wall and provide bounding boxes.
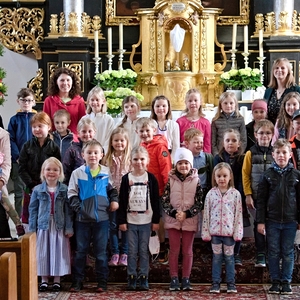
[0,45,38,128]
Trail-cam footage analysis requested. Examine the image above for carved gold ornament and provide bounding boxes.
[28,68,44,103]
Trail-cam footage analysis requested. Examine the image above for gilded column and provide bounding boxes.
[273,0,294,30]
[63,0,84,32]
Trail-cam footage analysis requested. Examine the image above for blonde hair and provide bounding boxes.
[81,139,103,153]
[135,117,157,130]
[86,86,107,114]
[150,95,172,120]
[254,119,274,134]
[120,95,141,126]
[103,127,131,170]
[183,128,203,142]
[277,92,300,131]
[268,58,296,89]
[212,162,234,188]
[212,92,242,121]
[40,157,64,182]
[273,138,292,152]
[53,109,71,122]
[183,88,205,117]
[77,117,97,133]
[131,146,149,161]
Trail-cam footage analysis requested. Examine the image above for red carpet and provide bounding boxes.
[38,283,299,299]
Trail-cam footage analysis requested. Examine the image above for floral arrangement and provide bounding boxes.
[0,45,8,105]
[94,69,143,116]
[219,67,263,91]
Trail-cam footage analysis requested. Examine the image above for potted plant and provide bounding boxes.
[94,69,143,116]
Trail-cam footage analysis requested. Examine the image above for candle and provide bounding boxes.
[108,27,112,56]
[94,30,99,58]
[244,25,248,53]
[232,23,237,50]
[119,23,123,50]
[259,29,263,57]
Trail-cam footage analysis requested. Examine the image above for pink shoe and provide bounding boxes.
[118,254,128,266]
[108,254,119,266]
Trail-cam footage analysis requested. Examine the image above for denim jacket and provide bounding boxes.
[28,181,73,235]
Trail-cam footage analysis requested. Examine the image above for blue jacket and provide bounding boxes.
[28,181,73,234]
[7,111,36,162]
[52,130,74,161]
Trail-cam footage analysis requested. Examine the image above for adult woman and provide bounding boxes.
[264,58,300,125]
[43,67,86,136]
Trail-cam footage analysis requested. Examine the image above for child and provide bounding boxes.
[272,92,300,145]
[211,91,247,156]
[83,86,114,153]
[161,148,203,291]
[202,162,243,294]
[214,128,249,265]
[176,88,211,153]
[150,95,180,161]
[184,128,213,201]
[290,109,300,170]
[245,99,268,152]
[28,157,73,292]
[68,139,119,293]
[7,87,37,217]
[0,128,25,236]
[118,146,160,291]
[18,112,61,226]
[117,95,141,149]
[136,117,172,263]
[63,118,96,185]
[242,119,274,267]
[102,127,131,266]
[256,139,300,295]
[52,109,75,160]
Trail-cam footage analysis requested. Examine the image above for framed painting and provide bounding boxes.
[106,0,250,26]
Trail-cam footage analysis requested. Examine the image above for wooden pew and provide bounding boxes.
[0,233,38,300]
[0,252,17,300]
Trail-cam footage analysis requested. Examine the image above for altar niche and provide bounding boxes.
[130,0,225,110]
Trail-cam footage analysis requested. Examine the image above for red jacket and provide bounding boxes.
[43,95,86,136]
[140,134,172,196]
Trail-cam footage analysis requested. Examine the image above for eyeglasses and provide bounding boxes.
[256,131,272,135]
[19,98,34,103]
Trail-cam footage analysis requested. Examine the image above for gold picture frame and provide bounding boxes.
[105,0,250,26]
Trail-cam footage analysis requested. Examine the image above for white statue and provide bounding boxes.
[170,24,185,53]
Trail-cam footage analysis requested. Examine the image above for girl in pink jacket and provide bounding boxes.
[161,148,203,292]
[202,162,243,294]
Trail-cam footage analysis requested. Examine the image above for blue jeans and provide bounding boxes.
[73,220,109,281]
[266,220,297,282]
[127,223,151,277]
[211,236,235,284]
[109,210,128,255]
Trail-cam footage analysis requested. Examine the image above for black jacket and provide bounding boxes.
[256,163,300,224]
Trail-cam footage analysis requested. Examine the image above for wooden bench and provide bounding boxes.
[0,233,38,300]
[0,252,17,300]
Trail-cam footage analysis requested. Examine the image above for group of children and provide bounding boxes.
[1,85,300,296]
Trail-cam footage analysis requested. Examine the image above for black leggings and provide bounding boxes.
[0,204,11,238]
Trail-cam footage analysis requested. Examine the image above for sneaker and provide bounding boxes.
[127,275,137,290]
[118,254,128,266]
[227,282,237,293]
[16,225,25,237]
[169,277,180,291]
[108,254,119,266]
[70,280,83,292]
[181,277,193,291]
[234,254,242,266]
[268,280,280,294]
[96,279,107,292]
[281,281,292,295]
[255,253,266,267]
[210,282,220,293]
[139,275,149,291]
[158,248,169,265]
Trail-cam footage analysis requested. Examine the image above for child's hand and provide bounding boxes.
[65,233,73,238]
[257,223,266,235]
[246,195,255,209]
[176,211,186,222]
[119,224,127,231]
[110,202,119,212]
[152,223,159,231]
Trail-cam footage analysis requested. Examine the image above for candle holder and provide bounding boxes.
[230,49,238,70]
[242,52,250,68]
[93,57,101,75]
[118,49,126,71]
[257,56,266,84]
[106,54,115,71]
